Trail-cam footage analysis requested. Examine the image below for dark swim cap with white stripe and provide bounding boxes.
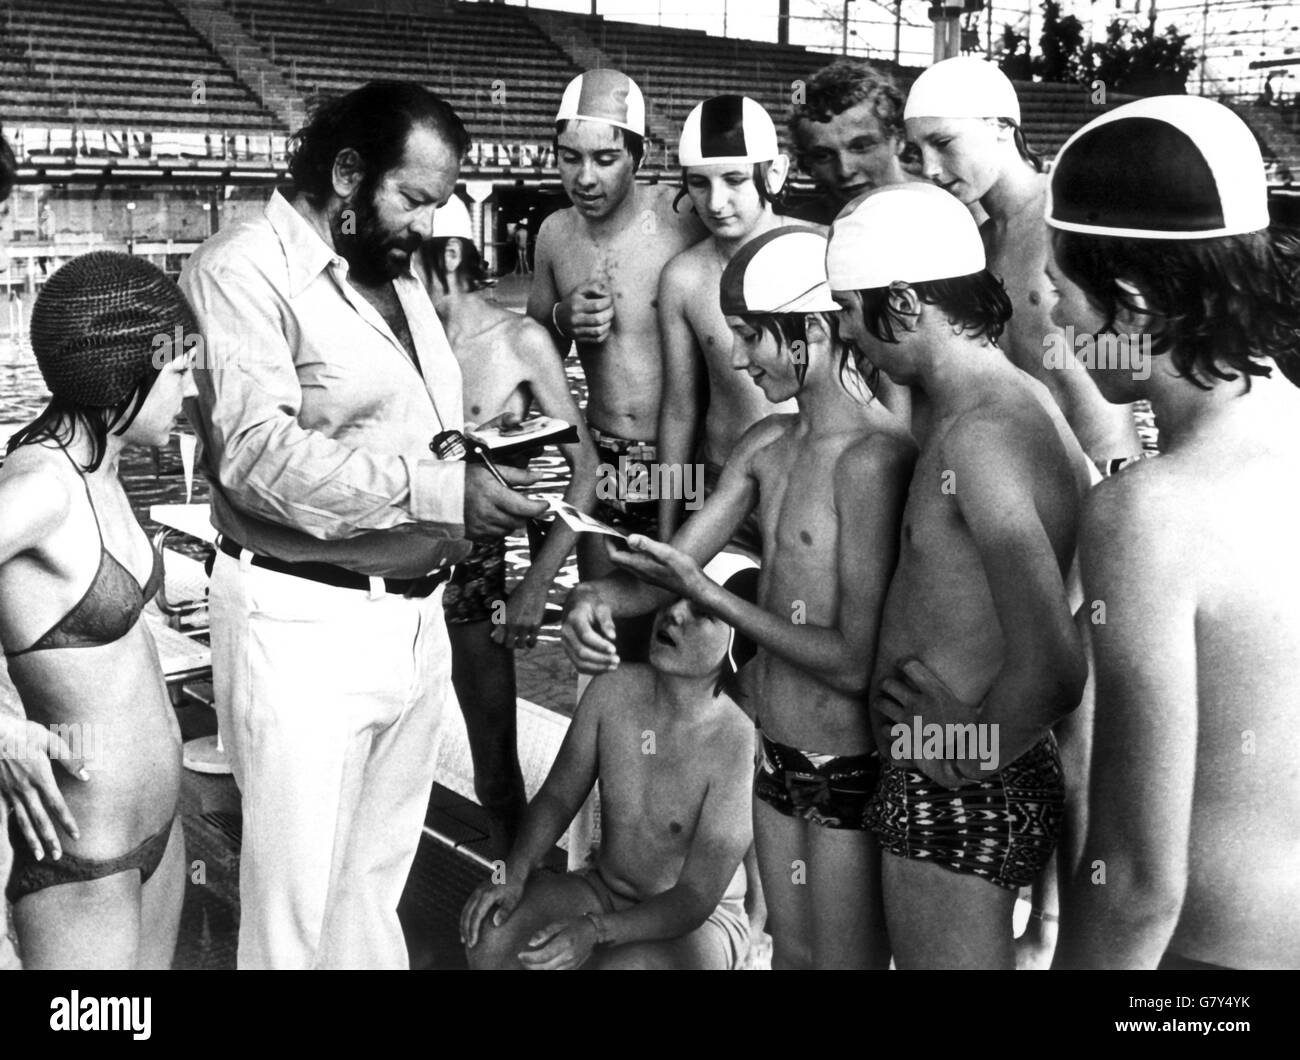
[1047,96,1268,240]
[679,95,779,167]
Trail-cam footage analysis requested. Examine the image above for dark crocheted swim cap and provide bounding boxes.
[30,251,198,408]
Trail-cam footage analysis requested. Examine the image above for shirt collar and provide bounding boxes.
[266,189,343,298]
[266,189,422,297]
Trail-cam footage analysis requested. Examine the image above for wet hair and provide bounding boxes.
[6,394,155,474]
[288,82,469,209]
[788,61,910,167]
[0,130,15,202]
[741,310,880,400]
[1050,227,1300,390]
[998,118,1044,173]
[848,271,1011,343]
[740,311,811,387]
[673,160,787,213]
[426,235,491,293]
[554,120,645,169]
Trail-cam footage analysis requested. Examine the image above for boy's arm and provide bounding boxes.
[947,417,1088,767]
[501,325,602,646]
[562,419,768,672]
[655,257,703,540]
[590,737,754,949]
[649,433,914,695]
[502,675,604,881]
[524,215,569,356]
[1054,476,1196,969]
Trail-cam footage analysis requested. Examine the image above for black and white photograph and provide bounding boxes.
[0,0,1293,1033]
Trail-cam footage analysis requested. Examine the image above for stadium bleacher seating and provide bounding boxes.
[1,0,281,136]
[0,0,1247,178]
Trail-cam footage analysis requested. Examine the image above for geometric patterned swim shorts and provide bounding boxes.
[441,538,508,625]
[864,734,1065,890]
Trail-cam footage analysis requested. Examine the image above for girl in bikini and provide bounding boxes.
[0,252,197,968]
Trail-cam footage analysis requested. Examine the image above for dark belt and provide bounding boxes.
[217,536,452,598]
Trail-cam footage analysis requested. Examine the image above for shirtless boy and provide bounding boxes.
[904,56,1141,469]
[657,95,797,544]
[1045,97,1300,970]
[460,555,758,971]
[563,228,914,969]
[527,70,704,657]
[786,60,920,227]
[828,184,1090,970]
[421,196,599,845]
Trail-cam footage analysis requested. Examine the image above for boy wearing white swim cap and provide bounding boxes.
[1045,96,1300,971]
[564,226,915,969]
[657,95,799,545]
[904,56,1142,472]
[828,183,1092,970]
[527,70,706,663]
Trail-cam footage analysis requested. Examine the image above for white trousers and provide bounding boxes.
[210,549,451,969]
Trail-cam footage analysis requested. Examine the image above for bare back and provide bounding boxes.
[1090,422,1300,966]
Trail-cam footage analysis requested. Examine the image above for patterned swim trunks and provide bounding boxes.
[864,735,1065,890]
[442,538,507,625]
[754,732,880,830]
[590,425,660,539]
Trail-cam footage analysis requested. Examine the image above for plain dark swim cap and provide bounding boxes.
[31,251,197,408]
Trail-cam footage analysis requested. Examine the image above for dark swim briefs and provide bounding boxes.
[590,426,659,539]
[754,732,881,830]
[442,538,507,626]
[6,814,174,903]
[864,735,1065,891]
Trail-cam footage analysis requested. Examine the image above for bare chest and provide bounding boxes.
[349,280,418,364]
[600,733,705,845]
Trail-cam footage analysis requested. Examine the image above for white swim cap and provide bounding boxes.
[1047,95,1268,240]
[432,194,473,241]
[555,69,646,138]
[904,56,1020,124]
[679,95,779,167]
[826,183,985,291]
[719,227,839,315]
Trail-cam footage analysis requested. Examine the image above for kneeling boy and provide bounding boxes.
[460,555,758,970]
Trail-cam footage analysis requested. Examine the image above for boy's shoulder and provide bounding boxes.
[580,663,655,718]
[660,236,715,288]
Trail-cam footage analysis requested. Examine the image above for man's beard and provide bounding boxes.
[332,184,416,285]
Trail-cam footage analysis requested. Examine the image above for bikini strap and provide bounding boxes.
[58,445,109,550]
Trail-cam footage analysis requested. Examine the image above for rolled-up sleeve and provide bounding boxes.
[182,262,465,542]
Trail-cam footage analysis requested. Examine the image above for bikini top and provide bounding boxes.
[5,454,164,658]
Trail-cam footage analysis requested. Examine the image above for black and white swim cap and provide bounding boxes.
[679,95,779,167]
[1047,95,1269,240]
[719,227,838,316]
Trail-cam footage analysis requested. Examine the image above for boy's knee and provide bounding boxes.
[465,918,524,970]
